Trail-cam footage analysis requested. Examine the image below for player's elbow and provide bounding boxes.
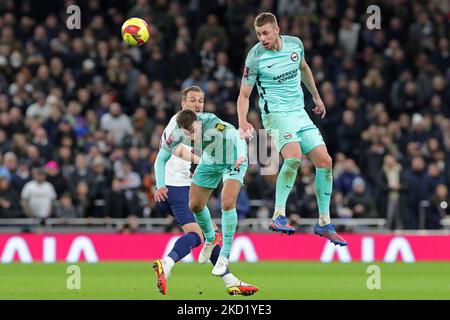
[238,91,250,102]
[300,60,309,72]
[238,86,252,100]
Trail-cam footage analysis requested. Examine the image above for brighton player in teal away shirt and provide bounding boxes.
[237,12,346,246]
[154,109,250,276]
[153,86,258,296]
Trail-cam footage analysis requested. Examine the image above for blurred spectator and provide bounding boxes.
[0,161,12,183]
[45,160,67,197]
[131,108,154,145]
[427,163,446,194]
[87,156,111,218]
[427,183,448,229]
[338,16,361,57]
[3,152,17,175]
[43,105,62,139]
[32,127,52,160]
[127,146,150,177]
[181,68,208,91]
[117,160,141,190]
[11,160,32,193]
[335,158,360,196]
[20,167,56,219]
[195,14,229,52]
[277,0,301,17]
[0,174,22,218]
[55,192,80,219]
[376,154,405,229]
[235,187,251,219]
[73,181,91,218]
[431,184,450,217]
[0,129,11,153]
[106,178,128,218]
[100,103,133,145]
[332,191,352,219]
[169,40,194,87]
[198,39,217,76]
[128,0,152,18]
[0,1,448,231]
[403,156,431,229]
[336,110,361,158]
[67,153,90,192]
[345,177,377,218]
[25,91,51,121]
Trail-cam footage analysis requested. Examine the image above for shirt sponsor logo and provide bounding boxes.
[273,69,298,83]
[215,123,226,132]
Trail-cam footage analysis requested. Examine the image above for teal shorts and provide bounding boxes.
[192,161,248,189]
[261,109,325,154]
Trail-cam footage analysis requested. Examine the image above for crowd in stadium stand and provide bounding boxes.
[0,0,449,230]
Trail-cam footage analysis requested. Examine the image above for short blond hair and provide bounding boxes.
[254,12,278,27]
[181,86,204,101]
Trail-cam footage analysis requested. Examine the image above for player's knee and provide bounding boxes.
[189,200,204,213]
[281,142,302,160]
[183,224,205,244]
[316,154,332,169]
[192,230,204,244]
[221,197,236,212]
[284,158,301,171]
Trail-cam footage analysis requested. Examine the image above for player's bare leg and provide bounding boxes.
[153,222,205,295]
[187,182,258,295]
[307,145,347,246]
[189,183,216,261]
[207,179,257,295]
[212,179,240,276]
[269,141,301,234]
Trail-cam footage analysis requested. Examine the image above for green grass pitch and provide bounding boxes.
[1,262,450,299]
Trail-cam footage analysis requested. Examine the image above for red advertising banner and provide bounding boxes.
[0,233,449,263]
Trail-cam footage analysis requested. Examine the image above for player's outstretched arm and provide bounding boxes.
[154,149,171,202]
[173,144,200,164]
[237,84,255,139]
[300,59,326,119]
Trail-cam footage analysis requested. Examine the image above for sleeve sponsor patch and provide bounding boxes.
[164,134,175,147]
[243,66,249,79]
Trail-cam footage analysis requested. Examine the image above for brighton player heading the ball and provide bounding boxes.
[155,109,249,275]
[237,12,347,246]
[153,87,258,296]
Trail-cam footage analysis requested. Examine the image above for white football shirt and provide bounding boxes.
[21,180,57,218]
[160,115,192,187]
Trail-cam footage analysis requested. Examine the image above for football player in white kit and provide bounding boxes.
[152,86,258,296]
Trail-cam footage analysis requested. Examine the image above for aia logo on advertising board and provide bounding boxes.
[1,234,449,263]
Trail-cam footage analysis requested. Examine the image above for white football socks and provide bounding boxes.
[319,214,331,226]
[162,256,175,277]
[222,273,239,288]
[273,206,286,219]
